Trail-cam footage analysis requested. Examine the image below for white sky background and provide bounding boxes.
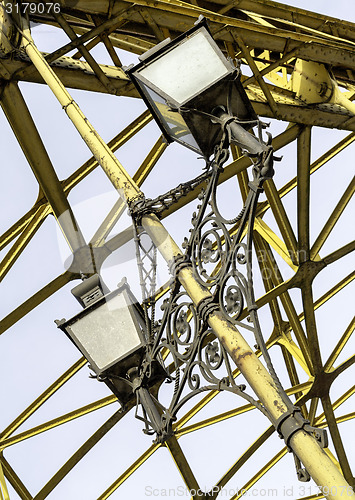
[0,0,354,498]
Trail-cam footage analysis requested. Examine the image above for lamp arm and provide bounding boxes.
[213,108,267,156]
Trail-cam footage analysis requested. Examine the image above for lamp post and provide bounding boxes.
[53,17,354,497]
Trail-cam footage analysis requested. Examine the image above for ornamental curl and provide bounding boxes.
[191,215,231,287]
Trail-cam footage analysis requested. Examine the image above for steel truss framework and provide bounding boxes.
[0,0,354,498]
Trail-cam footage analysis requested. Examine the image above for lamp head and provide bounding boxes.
[127,18,256,159]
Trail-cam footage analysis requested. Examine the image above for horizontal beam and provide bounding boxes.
[0,271,76,335]
[1,52,137,95]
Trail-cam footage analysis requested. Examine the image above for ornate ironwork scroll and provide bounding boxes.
[128,119,287,442]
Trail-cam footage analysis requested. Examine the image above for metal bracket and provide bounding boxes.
[129,194,152,225]
[196,296,220,325]
[276,407,328,451]
[168,254,192,277]
[294,454,311,483]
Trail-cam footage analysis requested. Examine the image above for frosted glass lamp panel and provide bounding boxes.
[142,84,201,153]
[69,293,142,373]
[138,30,230,105]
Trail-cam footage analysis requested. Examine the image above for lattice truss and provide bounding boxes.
[0,0,354,498]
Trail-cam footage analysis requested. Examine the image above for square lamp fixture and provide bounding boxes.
[56,277,147,378]
[127,17,257,159]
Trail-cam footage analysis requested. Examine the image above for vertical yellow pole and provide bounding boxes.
[20,25,354,500]
[0,461,9,500]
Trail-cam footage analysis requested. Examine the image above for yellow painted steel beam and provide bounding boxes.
[315,386,355,426]
[210,426,275,499]
[275,293,312,373]
[322,412,355,427]
[252,232,287,334]
[232,33,278,116]
[0,81,85,254]
[323,240,355,266]
[22,25,353,499]
[72,23,156,55]
[91,15,123,67]
[0,270,76,335]
[63,110,151,194]
[324,316,355,373]
[134,2,355,69]
[90,135,167,247]
[0,109,150,266]
[176,381,312,438]
[14,6,137,79]
[165,436,201,496]
[0,205,50,282]
[279,344,305,406]
[311,176,355,260]
[256,235,306,399]
[0,456,32,500]
[252,231,306,403]
[32,403,135,500]
[133,135,167,186]
[97,443,161,500]
[243,46,299,87]
[0,394,117,451]
[321,395,354,486]
[285,270,355,334]
[21,26,141,201]
[53,12,118,94]
[297,126,311,263]
[308,397,320,426]
[59,0,355,56]
[257,132,355,221]
[2,54,137,96]
[263,179,299,265]
[301,284,323,374]
[0,204,41,252]
[225,0,355,41]
[253,217,298,271]
[0,460,9,500]
[139,7,166,41]
[56,0,355,43]
[162,124,300,219]
[0,358,86,440]
[332,355,355,381]
[277,335,311,375]
[231,447,288,500]
[254,236,313,373]
[251,101,355,131]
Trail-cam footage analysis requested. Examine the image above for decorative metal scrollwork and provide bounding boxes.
[129,113,286,442]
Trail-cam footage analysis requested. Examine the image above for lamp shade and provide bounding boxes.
[127,18,257,159]
[56,279,146,376]
[135,27,232,107]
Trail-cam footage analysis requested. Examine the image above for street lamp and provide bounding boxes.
[57,17,277,443]
[127,16,262,159]
[56,18,328,482]
[55,275,166,409]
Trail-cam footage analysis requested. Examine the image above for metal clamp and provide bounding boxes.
[276,407,328,451]
[168,254,192,277]
[196,296,220,325]
[129,194,153,225]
